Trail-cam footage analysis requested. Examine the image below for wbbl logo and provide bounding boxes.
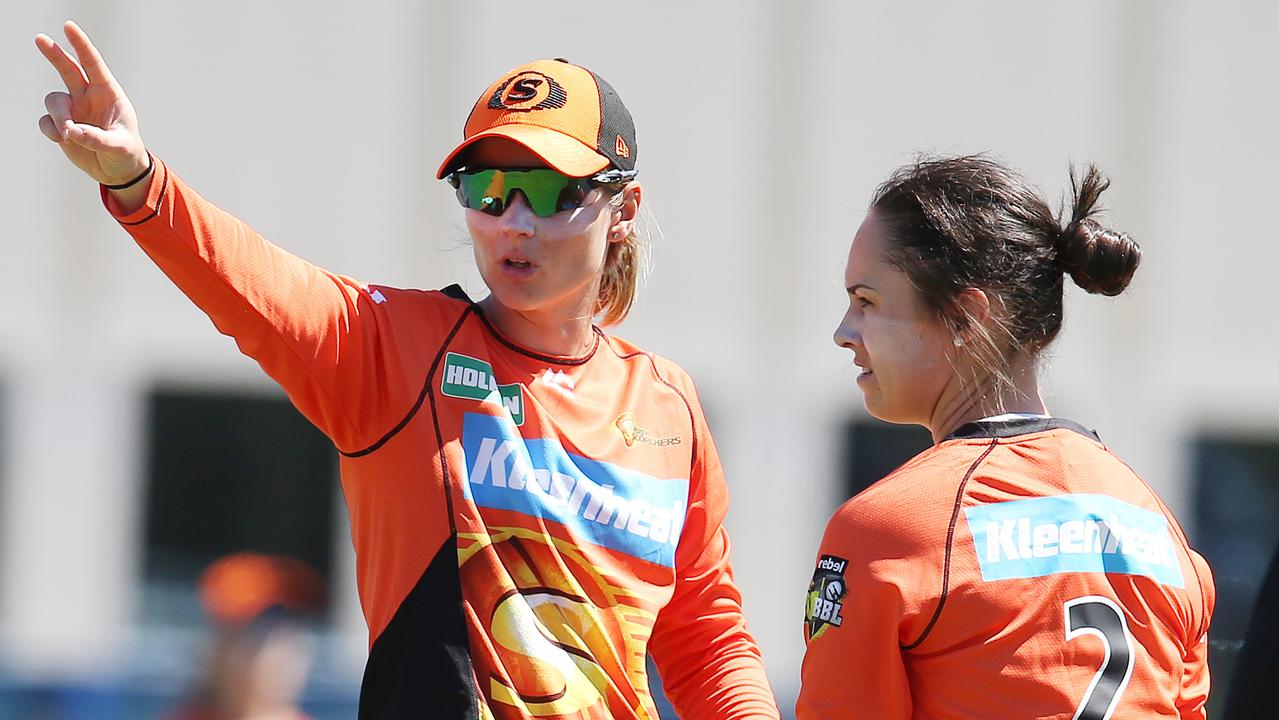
[805,554,848,641]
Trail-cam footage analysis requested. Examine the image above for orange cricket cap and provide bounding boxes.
[198,553,326,628]
[436,58,638,179]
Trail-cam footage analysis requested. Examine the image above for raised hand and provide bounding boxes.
[36,21,149,186]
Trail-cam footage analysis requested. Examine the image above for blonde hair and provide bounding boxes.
[595,187,652,326]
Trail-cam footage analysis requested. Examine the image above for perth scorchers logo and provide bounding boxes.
[614,412,680,449]
[488,71,569,112]
[614,413,640,447]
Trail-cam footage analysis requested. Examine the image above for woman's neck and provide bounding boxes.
[928,358,1047,444]
[478,295,600,358]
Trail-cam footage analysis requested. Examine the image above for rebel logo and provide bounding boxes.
[817,556,847,574]
[488,72,569,112]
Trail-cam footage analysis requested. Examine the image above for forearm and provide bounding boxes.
[104,156,370,446]
[649,528,779,720]
[654,632,778,720]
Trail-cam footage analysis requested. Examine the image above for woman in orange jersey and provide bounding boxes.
[798,156,1214,719]
[35,21,779,720]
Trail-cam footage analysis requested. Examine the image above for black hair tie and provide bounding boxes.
[103,152,154,190]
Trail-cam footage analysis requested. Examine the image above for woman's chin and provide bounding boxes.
[861,398,910,426]
[482,284,544,314]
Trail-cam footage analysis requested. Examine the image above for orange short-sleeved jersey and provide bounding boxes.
[105,159,779,720]
[798,417,1214,720]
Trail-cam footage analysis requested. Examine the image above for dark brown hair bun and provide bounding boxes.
[1057,166,1142,296]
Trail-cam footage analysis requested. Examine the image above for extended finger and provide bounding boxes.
[35,33,89,92]
[44,92,74,136]
[38,114,66,144]
[62,21,117,86]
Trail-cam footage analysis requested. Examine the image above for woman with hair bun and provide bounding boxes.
[797,156,1214,719]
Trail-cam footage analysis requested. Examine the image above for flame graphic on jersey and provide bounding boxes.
[615,413,639,448]
[458,527,658,719]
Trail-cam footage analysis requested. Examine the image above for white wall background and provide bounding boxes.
[1,0,1277,710]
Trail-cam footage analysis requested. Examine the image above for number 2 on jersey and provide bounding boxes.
[1064,596,1135,720]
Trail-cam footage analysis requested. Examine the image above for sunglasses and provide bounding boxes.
[446,168,630,218]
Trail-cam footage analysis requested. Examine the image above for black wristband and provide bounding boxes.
[103,153,154,191]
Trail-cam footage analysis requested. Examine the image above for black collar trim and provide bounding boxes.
[946,416,1100,443]
[440,283,471,302]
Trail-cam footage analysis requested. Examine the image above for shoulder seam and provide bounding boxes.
[340,304,474,458]
[902,438,998,651]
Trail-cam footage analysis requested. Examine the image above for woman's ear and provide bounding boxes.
[608,182,642,243]
[953,288,991,344]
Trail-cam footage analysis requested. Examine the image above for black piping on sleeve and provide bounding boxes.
[340,305,474,459]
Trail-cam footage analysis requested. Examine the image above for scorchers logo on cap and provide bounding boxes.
[488,71,568,112]
[804,554,848,641]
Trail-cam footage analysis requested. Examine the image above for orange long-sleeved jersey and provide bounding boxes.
[105,158,779,720]
[797,417,1214,720]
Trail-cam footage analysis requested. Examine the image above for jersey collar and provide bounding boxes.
[945,416,1100,442]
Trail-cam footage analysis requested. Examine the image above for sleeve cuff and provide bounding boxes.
[100,155,169,224]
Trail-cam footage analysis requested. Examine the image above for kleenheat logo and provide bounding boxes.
[488,71,568,112]
[963,493,1185,587]
[614,412,681,449]
[805,554,848,641]
[462,413,689,568]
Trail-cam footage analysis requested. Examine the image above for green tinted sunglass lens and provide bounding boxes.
[458,170,504,216]
[457,169,586,217]
[508,170,574,217]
